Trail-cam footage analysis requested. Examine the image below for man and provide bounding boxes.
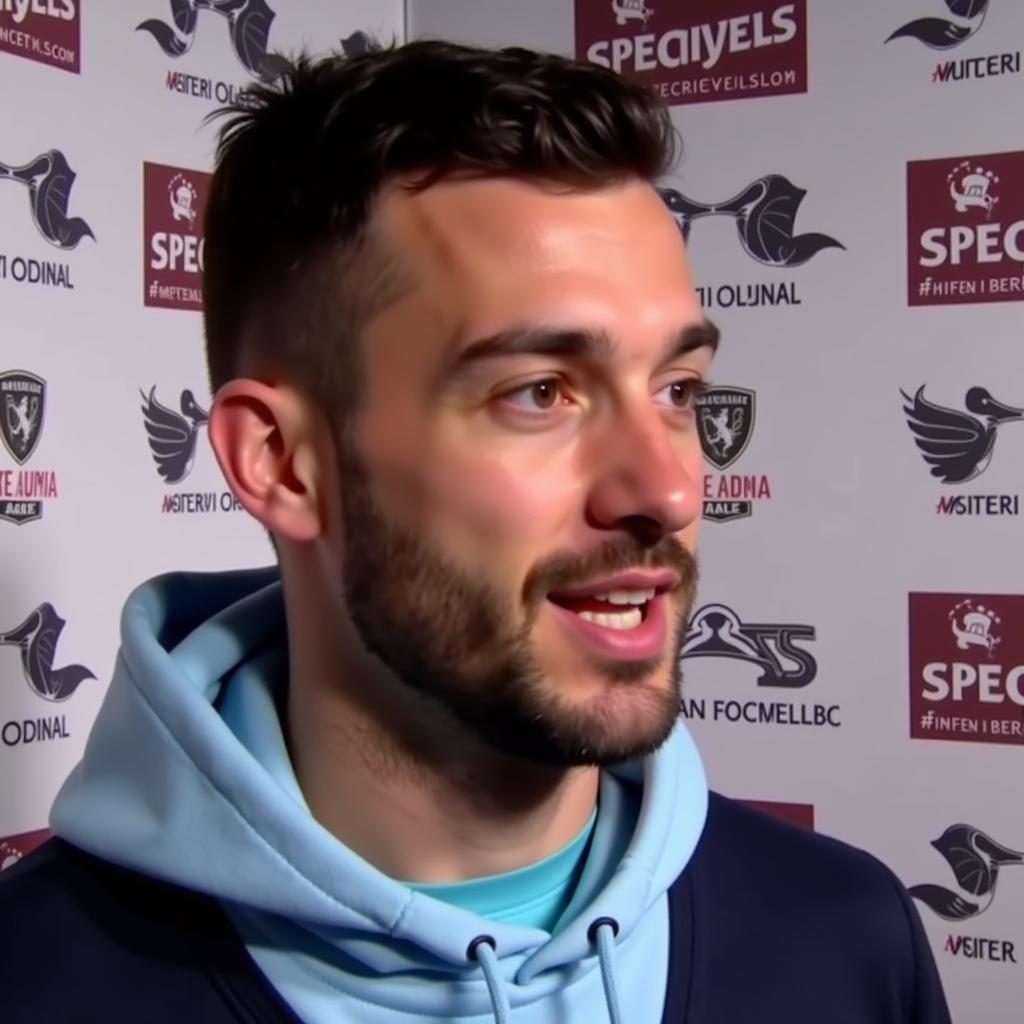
[0,41,949,1023]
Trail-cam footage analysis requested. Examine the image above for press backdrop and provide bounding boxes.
[3,2,1023,1021]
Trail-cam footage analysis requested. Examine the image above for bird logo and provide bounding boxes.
[140,386,210,485]
[136,0,290,82]
[0,371,46,466]
[0,603,95,703]
[659,175,844,268]
[681,603,817,688]
[886,0,989,51]
[0,150,95,251]
[910,824,1023,920]
[901,386,1023,484]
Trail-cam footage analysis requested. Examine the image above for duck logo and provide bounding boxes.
[0,150,94,250]
[659,176,844,268]
[611,0,654,27]
[140,387,210,484]
[911,592,1024,745]
[902,386,1023,483]
[681,603,816,687]
[0,602,94,702]
[886,0,988,50]
[910,824,1022,921]
[136,0,289,81]
[909,149,1024,306]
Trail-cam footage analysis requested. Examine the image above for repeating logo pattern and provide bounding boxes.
[910,824,1023,920]
[140,386,210,484]
[886,0,989,50]
[0,150,93,250]
[910,593,1024,745]
[902,386,1023,483]
[576,0,807,106]
[0,602,93,702]
[143,162,209,311]
[695,386,771,523]
[0,370,57,526]
[137,0,288,81]
[681,603,817,687]
[908,150,1024,305]
[0,0,80,73]
[659,175,843,268]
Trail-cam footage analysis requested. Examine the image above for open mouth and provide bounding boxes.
[543,571,679,660]
[547,588,659,631]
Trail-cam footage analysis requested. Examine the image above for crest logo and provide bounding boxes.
[659,175,843,268]
[137,0,288,81]
[910,824,1022,921]
[0,602,94,702]
[901,385,1023,484]
[0,370,57,526]
[694,386,770,523]
[886,0,989,50]
[697,387,755,470]
[0,370,44,466]
[681,603,816,687]
[0,150,94,250]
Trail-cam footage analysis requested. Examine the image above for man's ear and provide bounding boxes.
[208,380,327,542]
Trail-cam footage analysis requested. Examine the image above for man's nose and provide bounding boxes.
[584,407,701,542]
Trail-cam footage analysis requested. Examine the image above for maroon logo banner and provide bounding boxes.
[910,593,1024,745]
[0,827,51,870]
[575,0,806,107]
[0,0,80,74]
[908,149,1024,305]
[143,161,209,312]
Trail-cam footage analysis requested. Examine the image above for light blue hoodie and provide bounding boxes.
[50,568,708,1023]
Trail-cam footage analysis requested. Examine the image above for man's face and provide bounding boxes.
[339,177,713,767]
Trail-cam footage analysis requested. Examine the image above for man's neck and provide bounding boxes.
[285,631,599,884]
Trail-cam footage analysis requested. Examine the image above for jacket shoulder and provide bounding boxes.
[666,792,951,1024]
[0,838,298,1023]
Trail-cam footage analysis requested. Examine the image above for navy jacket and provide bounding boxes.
[0,793,951,1022]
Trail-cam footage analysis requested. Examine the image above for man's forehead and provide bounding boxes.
[376,176,681,275]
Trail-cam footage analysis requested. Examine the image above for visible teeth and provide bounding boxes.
[592,588,656,605]
[578,608,643,630]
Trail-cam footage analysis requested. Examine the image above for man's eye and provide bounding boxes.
[500,378,565,412]
[655,378,704,410]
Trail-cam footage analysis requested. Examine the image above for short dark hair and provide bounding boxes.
[203,38,678,423]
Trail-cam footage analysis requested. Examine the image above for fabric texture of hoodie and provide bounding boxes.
[50,568,709,1023]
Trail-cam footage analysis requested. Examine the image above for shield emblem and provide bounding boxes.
[695,386,755,470]
[0,370,46,466]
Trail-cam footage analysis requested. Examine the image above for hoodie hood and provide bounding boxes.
[51,568,708,1022]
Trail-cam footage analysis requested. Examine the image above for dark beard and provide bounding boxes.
[339,452,697,767]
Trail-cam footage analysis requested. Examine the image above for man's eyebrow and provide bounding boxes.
[445,318,720,377]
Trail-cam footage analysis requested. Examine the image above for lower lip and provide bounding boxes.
[546,593,669,661]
